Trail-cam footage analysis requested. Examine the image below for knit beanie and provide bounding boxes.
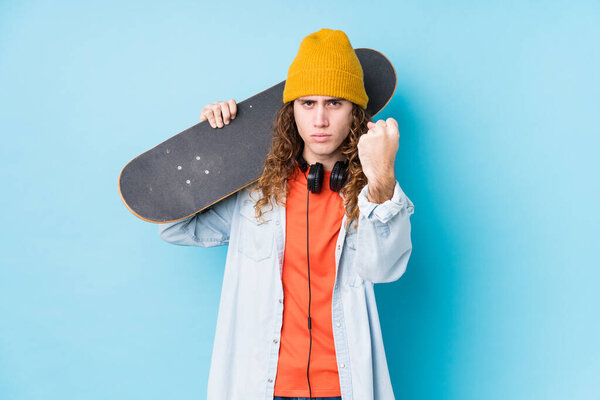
[283,28,369,109]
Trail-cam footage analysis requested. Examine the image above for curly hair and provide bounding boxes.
[248,100,372,232]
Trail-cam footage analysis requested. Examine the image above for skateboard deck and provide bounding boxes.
[118,48,397,223]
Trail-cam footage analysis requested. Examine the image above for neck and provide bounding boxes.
[302,151,345,171]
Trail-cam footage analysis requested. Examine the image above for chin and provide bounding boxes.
[309,147,334,156]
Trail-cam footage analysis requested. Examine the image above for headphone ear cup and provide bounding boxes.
[329,160,348,192]
[307,162,323,193]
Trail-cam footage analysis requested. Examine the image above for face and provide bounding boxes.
[293,95,353,170]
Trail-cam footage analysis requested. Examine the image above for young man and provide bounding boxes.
[159,28,415,400]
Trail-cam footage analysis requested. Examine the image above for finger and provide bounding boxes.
[200,105,211,122]
[201,105,217,128]
[219,102,231,125]
[206,108,217,128]
[228,99,237,120]
[386,117,399,135]
[211,103,224,128]
[367,120,378,132]
[386,118,399,133]
[369,119,386,134]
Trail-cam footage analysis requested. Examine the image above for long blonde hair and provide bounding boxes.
[249,100,372,231]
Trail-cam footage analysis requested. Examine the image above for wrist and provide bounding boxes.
[367,174,396,204]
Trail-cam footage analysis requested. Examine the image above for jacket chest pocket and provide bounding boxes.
[237,199,274,262]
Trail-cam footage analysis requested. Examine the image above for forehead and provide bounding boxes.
[296,95,347,102]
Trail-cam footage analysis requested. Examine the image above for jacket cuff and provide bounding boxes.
[357,180,410,224]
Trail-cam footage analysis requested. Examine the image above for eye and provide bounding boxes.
[329,100,341,106]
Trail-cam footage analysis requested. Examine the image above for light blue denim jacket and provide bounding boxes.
[158,180,415,400]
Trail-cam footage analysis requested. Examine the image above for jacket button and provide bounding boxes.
[340,363,345,368]
[275,220,280,225]
[337,244,341,250]
[336,322,341,328]
[273,339,278,343]
[268,378,273,383]
[279,298,283,304]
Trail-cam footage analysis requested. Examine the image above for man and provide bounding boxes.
[159,28,415,400]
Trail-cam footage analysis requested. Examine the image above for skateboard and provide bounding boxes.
[118,48,397,223]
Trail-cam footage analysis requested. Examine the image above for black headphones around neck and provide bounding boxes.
[297,153,348,193]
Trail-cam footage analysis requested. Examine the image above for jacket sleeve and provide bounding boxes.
[354,180,415,284]
[158,191,238,247]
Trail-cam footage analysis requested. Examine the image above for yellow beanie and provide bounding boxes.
[283,28,369,109]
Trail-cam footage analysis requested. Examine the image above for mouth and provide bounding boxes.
[311,134,331,142]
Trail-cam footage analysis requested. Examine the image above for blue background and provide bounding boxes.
[1,1,598,399]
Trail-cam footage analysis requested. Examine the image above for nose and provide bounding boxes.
[313,104,328,128]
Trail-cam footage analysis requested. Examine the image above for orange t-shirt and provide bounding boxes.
[273,165,345,397]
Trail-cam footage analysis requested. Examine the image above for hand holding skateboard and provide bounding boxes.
[200,100,238,128]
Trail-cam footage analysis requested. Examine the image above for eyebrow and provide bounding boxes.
[298,97,345,102]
